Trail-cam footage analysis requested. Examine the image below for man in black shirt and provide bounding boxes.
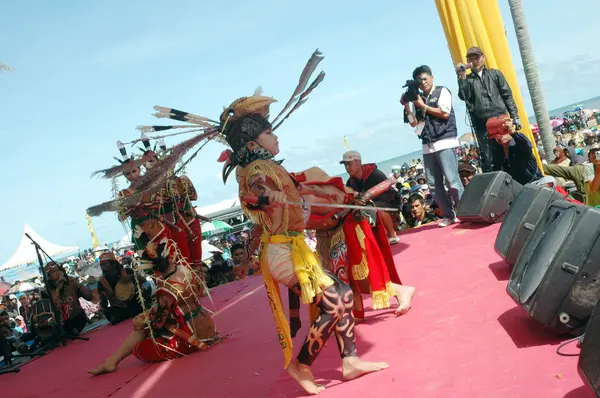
[490,118,542,185]
[457,47,521,173]
[343,150,399,244]
[406,194,439,228]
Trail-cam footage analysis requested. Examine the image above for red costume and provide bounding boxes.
[132,239,218,362]
[293,170,402,320]
[174,176,203,268]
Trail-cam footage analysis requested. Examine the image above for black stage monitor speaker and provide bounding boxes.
[457,171,522,223]
[507,201,600,335]
[578,299,600,397]
[494,184,564,266]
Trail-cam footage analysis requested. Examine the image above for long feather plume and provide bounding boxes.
[131,130,217,192]
[86,183,164,217]
[136,125,198,133]
[125,128,205,146]
[90,157,147,179]
[153,106,218,128]
[271,49,324,124]
[87,130,219,217]
[273,71,326,130]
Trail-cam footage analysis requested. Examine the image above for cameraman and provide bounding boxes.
[403,65,463,228]
[457,47,521,172]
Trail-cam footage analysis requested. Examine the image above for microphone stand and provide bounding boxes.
[24,233,89,344]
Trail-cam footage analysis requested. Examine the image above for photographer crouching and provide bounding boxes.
[456,47,522,172]
[402,65,464,227]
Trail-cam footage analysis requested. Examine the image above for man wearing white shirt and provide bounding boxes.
[403,65,463,227]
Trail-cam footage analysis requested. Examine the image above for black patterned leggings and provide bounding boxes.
[296,272,357,366]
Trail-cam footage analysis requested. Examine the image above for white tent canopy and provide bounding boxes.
[116,233,134,249]
[195,197,239,217]
[0,224,80,271]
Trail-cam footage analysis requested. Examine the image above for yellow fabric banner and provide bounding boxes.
[85,214,100,249]
[434,0,543,169]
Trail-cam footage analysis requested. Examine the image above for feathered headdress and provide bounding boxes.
[90,141,142,179]
[136,49,325,183]
[88,49,325,217]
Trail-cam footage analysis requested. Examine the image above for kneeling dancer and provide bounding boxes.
[88,238,221,375]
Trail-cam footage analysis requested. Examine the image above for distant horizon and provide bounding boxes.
[1,0,598,265]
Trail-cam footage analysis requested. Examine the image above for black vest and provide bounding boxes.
[420,86,458,145]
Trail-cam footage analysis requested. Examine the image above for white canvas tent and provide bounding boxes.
[0,224,80,271]
[195,197,239,216]
[116,233,134,249]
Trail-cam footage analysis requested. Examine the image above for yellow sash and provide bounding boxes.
[259,233,334,369]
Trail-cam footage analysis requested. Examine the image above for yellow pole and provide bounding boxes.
[85,214,100,249]
[344,136,350,150]
[477,0,542,168]
[435,0,543,169]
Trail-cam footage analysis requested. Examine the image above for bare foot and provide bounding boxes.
[393,284,415,316]
[88,360,118,376]
[287,360,326,395]
[342,356,389,381]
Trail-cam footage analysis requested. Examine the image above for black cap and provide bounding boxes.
[466,46,483,57]
[458,162,476,173]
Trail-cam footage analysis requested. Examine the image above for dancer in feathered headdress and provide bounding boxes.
[89,237,222,375]
[138,133,193,264]
[133,49,388,395]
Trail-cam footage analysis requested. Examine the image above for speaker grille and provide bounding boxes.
[579,300,600,394]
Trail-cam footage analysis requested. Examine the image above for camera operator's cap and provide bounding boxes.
[466,46,483,57]
[458,162,477,174]
[340,150,361,164]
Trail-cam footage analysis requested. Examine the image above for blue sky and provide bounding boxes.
[1,0,598,262]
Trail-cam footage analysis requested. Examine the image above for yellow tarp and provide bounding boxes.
[435,0,543,169]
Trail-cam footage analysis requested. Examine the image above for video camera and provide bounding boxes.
[401,78,425,124]
[455,63,473,73]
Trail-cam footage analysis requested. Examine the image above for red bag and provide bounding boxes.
[486,114,512,138]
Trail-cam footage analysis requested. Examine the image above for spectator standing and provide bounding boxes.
[404,65,464,227]
[457,47,521,172]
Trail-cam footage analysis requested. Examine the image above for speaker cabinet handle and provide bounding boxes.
[561,262,578,274]
[524,223,535,231]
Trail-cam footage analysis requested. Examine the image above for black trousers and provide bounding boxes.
[64,311,88,335]
[104,302,144,326]
[475,132,505,173]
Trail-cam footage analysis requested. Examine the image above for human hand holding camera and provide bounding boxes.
[412,95,426,110]
[455,64,468,80]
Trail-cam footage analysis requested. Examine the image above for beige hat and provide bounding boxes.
[340,150,361,164]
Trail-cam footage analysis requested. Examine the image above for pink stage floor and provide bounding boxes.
[1,223,590,398]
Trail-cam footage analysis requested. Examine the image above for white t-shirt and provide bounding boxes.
[421,86,459,155]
